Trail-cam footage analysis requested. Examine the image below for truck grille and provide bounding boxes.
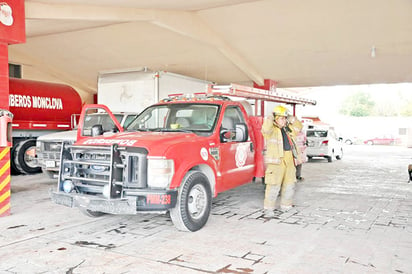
[60,144,148,198]
[37,141,65,168]
[44,142,62,152]
[37,151,60,162]
[38,141,63,160]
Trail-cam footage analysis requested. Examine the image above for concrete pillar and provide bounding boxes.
[0,0,26,217]
[0,43,10,216]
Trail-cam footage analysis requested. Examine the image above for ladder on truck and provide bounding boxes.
[207,83,317,179]
[207,83,316,116]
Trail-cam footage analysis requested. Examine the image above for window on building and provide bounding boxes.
[9,64,21,78]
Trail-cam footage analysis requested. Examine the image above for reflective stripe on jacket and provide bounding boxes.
[261,117,284,165]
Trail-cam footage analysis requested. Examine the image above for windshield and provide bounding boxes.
[126,103,219,133]
[307,130,328,138]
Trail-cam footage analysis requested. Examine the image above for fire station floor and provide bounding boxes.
[1,145,412,274]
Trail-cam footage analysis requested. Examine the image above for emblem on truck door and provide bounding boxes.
[235,144,248,167]
[200,147,208,161]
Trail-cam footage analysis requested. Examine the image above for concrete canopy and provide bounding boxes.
[8,0,412,96]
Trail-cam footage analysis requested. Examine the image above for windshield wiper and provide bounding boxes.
[152,128,193,133]
[126,128,151,132]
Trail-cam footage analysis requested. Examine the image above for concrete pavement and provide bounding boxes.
[0,145,411,273]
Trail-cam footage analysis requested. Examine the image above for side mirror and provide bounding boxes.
[220,123,249,143]
[235,123,248,142]
[91,124,104,137]
[220,129,233,142]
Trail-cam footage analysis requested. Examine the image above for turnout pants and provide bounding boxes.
[264,151,296,210]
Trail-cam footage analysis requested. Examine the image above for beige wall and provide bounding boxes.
[19,64,95,104]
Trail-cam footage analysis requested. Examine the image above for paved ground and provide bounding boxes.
[1,145,411,274]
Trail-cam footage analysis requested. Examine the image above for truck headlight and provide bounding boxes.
[62,180,74,193]
[147,159,174,188]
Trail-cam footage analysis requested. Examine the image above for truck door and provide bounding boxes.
[77,104,123,141]
[219,106,255,190]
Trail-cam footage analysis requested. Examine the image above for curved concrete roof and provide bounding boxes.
[9,0,412,96]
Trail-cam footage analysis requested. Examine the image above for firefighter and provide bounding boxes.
[287,116,306,181]
[261,105,297,217]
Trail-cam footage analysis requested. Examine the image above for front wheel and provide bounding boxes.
[170,171,212,232]
[79,207,106,217]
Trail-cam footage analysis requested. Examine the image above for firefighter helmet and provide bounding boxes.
[272,105,289,117]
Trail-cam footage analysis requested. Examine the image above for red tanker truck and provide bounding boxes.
[9,78,82,174]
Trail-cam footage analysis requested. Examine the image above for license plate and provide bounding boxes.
[90,200,136,214]
[45,160,56,168]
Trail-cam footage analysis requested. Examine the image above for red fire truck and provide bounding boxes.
[9,78,82,174]
[51,84,316,231]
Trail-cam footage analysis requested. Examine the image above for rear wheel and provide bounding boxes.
[13,139,41,174]
[327,152,334,162]
[170,171,212,232]
[336,149,343,160]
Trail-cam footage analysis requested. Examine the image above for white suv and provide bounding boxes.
[306,128,343,162]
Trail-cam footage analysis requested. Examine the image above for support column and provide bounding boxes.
[0,0,26,217]
[0,43,10,216]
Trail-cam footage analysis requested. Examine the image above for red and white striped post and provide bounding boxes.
[0,146,11,216]
[0,0,26,217]
[0,43,11,217]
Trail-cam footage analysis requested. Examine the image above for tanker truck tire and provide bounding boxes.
[170,171,212,232]
[10,143,22,175]
[14,139,41,174]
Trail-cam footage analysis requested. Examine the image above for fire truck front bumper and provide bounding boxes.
[50,189,178,214]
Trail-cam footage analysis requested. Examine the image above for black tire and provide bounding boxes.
[336,149,343,160]
[79,207,106,217]
[10,142,21,175]
[327,152,334,162]
[170,171,212,232]
[13,139,41,174]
